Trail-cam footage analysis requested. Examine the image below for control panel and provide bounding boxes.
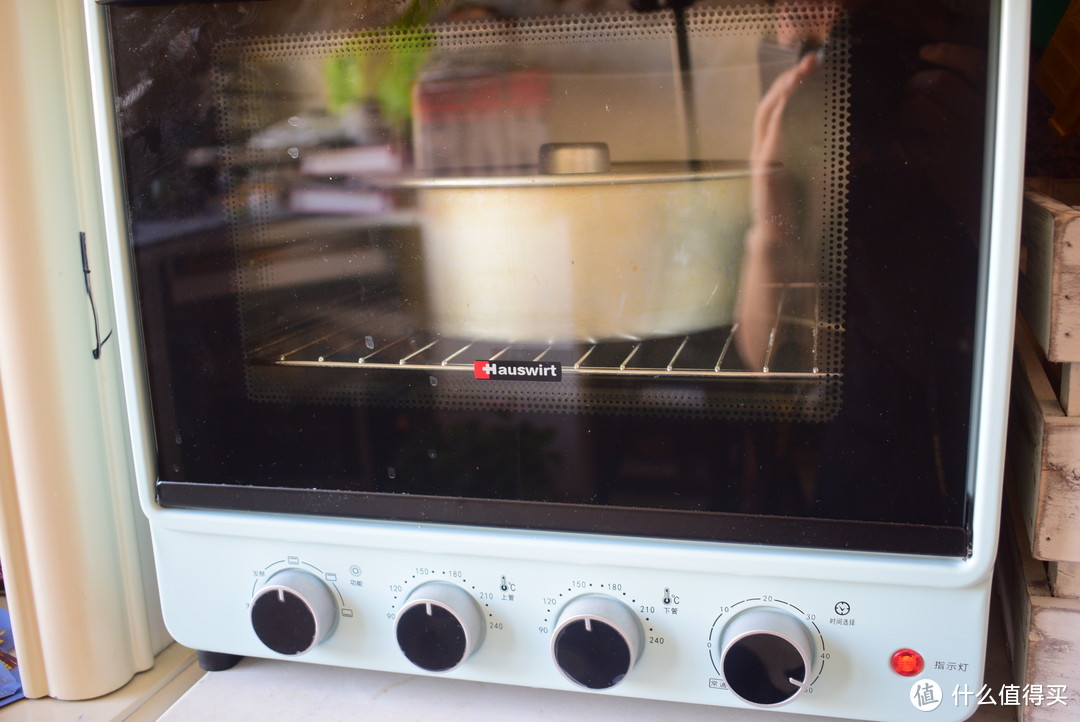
[154,527,990,721]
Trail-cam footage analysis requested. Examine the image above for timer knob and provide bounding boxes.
[249,568,338,656]
[395,582,485,672]
[551,595,643,690]
[716,607,814,707]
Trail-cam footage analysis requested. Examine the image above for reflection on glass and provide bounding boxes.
[211,2,847,423]
[106,0,991,545]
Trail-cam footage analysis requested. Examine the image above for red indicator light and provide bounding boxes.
[891,649,924,677]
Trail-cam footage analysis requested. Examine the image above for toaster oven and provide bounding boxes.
[91,0,1027,718]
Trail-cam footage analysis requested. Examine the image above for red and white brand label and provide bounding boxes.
[473,360,562,382]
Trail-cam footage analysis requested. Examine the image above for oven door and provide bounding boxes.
[102,0,998,557]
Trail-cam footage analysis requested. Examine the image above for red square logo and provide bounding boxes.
[473,360,491,379]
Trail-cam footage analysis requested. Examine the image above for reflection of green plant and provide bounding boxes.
[324,0,439,126]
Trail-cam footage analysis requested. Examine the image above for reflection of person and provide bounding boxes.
[735,50,821,368]
[736,0,988,369]
[734,0,991,525]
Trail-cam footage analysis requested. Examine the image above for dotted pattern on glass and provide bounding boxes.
[218,5,849,422]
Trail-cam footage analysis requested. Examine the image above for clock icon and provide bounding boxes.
[834,601,851,616]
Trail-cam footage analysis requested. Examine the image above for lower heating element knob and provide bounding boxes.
[551,595,644,690]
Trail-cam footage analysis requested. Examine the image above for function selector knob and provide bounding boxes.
[716,607,814,707]
[249,568,338,656]
[551,595,644,690]
[395,582,485,672]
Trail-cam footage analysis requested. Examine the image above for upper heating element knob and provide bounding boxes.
[395,582,485,672]
[551,595,644,690]
[716,607,814,707]
[249,568,338,656]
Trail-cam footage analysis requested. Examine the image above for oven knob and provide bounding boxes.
[716,607,814,707]
[249,569,338,656]
[551,595,643,690]
[395,582,485,672]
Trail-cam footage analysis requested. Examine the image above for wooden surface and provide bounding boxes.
[995,492,1080,721]
[1018,187,1080,362]
[1057,362,1080,416]
[1007,318,1080,563]
[1049,561,1080,599]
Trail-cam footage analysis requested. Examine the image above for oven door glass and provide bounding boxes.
[105,0,992,556]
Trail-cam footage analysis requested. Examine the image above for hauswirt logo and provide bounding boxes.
[473,359,563,382]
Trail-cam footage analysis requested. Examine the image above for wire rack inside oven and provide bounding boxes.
[251,282,839,381]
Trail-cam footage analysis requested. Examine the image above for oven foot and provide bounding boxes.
[196,650,244,672]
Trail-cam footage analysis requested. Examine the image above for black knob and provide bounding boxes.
[551,595,643,690]
[395,583,484,672]
[249,569,337,656]
[716,608,813,707]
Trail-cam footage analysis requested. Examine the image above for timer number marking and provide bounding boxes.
[707,596,827,688]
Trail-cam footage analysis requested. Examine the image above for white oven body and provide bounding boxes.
[79,0,1032,719]
[147,513,999,720]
